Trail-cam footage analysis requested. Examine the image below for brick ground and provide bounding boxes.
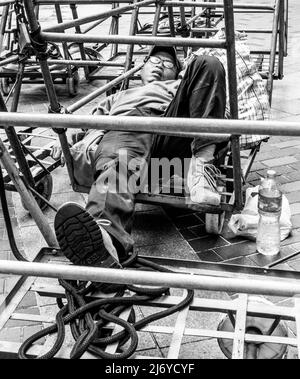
[0,0,300,359]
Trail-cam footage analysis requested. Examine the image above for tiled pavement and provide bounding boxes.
[1,1,300,359]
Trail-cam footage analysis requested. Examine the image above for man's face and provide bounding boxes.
[141,51,178,84]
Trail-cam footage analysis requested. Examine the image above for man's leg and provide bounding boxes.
[152,55,228,204]
[86,128,154,261]
[55,127,154,266]
[152,55,227,158]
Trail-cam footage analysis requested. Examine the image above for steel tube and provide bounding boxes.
[0,112,300,137]
[223,0,242,210]
[0,139,58,248]
[0,55,19,68]
[164,2,274,10]
[267,0,281,103]
[70,3,90,79]
[26,59,125,67]
[122,0,140,90]
[67,62,143,113]
[44,0,156,32]
[34,0,275,10]
[41,32,227,48]
[5,63,36,187]
[1,260,300,297]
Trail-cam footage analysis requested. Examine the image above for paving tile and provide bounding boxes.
[291,203,300,215]
[0,327,22,343]
[272,97,300,114]
[171,213,204,229]
[196,250,223,263]
[249,246,297,268]
[286,192,300,204]
[287,258,300,271]
[22,325,45,344]
[18,292,38,309]
[189,236,229,253]
[135,239,197,261]
[179,224,207,240]
[213,241,257,261]
[285,171,300,182]
[281,228,300,246]
[132,209,180,247]
[257,147,300,161]
[0,279,5,295]
[256,166,296,177]
[262,156,298,168]
[250,161,267,171]
[281,181,300,194]
[271,139,300,149]
[291,214,300,229]
[162,206,197,219]
[3,277,20,295]
[6,307,42,328]
[222,256,258,266]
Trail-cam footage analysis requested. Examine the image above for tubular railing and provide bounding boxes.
[0,112,299,138]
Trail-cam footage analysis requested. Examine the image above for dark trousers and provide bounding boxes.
[86,55,227,260]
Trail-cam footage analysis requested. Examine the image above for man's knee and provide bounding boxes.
[192,55,225,80]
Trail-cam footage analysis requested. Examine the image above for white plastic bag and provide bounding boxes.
[228,186,292,241]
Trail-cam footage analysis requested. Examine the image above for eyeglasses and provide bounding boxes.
[145,56,176,69]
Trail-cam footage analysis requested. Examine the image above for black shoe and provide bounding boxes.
[54,202,123,293]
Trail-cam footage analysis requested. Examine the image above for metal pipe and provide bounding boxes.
[34,0,275,10]
[164,2,275,10]
[69,3,89,80]
[110,2,120,57]
[0,139,58,248]
[24,0,76,187]
[223,0,242,210]
[1,260,300,297]
[0,0,14,6]
[167,6,176,37]
[278,0,285,79]
[0,4,9,54]
[5,63,36,187]
[1,112,300,137]
[67,62,143,113]
[0,55,19,68]
[121,0,140,90]
[191,28,273,34]
[54,3,72,78]
[41,32,227,48]
[284,0,288,56]
[82,14,108,34]
[26,59,125,67]
[44,0,156,32]
[267,0,281,104]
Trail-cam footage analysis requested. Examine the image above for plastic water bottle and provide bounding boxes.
[256,170,282,256]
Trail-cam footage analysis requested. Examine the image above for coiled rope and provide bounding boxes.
[18,250,194,359]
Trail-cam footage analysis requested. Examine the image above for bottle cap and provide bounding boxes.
[267,170,276,177]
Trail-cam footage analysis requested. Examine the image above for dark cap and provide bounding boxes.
[147,45,182,72]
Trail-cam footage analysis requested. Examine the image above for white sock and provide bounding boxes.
[99,226,119,263]
[194,144,216,162]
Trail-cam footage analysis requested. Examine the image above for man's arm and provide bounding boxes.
[50,93,116,161]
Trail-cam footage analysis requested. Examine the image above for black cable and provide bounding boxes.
[0,166,28,261]
[18,257,194,359]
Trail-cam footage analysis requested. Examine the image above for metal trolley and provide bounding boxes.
[1,0,289,231]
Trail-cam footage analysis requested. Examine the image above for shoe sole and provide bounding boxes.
[54,202,119,269]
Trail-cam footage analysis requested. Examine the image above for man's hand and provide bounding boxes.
[51,139,65,166]
[51,129,78,164]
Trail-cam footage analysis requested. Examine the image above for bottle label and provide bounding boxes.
[258,193,282,213]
